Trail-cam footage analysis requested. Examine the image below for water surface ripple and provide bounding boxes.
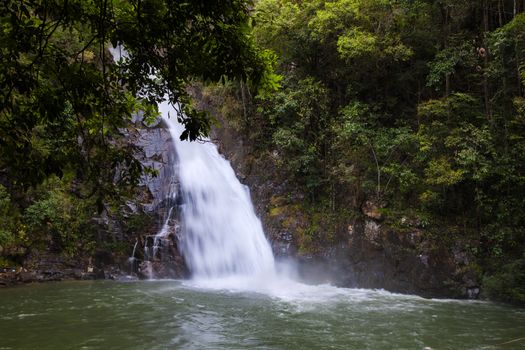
[0,280,524,350]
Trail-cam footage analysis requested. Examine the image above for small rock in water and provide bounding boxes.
[467,286,480,299]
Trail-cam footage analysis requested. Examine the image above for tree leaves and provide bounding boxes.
[0,0,273,195]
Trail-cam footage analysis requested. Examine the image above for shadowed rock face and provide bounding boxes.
[293,219,479,299]
[85,118,190,281]
[126,122,179,214]
[127,119,188,280]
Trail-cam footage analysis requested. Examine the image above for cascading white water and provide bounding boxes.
[159,102,276,279]
[112,46,275,281]
[145,206,174,262]
[156,207,174,239]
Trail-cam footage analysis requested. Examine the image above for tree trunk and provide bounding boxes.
[517,42,523,97]
[483,0,492,121]
[240,79,248,126]
[498,0,503,27]
[445,74,451,97]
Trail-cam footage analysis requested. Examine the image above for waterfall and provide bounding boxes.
[128,240,139,275]
[159,102,276,279]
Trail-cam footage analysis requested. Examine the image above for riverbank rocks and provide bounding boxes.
[136,225,188,280]
[0,271,16,287]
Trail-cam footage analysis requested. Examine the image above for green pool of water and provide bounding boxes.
[0,280,523,349]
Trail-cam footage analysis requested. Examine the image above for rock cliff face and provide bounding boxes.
[93,118,190,279]
[0,118,188,286]
[123,117,187,279]
[206,102,480,299]
[128,118,178,213]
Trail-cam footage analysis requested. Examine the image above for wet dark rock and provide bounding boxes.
[273,241,296,258]
[18,271,37,283]
[0,271,16,287]
[81,272,99,280]
[131,126,178,213]
[467,286,481,299]
[136,223,188,280]
[137,258,187,280]
[364,221,382,248]
[419,254,429,268]
[92,118,187,282]
[125,201,139,214]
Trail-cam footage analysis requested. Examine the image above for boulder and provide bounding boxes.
[362,201,383,220]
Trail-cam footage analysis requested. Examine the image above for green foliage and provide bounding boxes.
[337,28,378,59]
[258,76,331,195]
[23,175,95,257]
[256,50,283,97]
[253,0,305,65]
[424,157,464,186]
[241,0,525,303]
[426,40,477,91]
[483,257,525,305]
[415,93,495,208]
[309,0,414,63]
[487,14,525,95]
[0,0,274,199]
[0,185,17,248]
[333,101,418,199]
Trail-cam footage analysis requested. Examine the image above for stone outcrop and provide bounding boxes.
[123,117,187,279]
[338,218,479,298]
[137,219,188,279]
[126,121,179,213]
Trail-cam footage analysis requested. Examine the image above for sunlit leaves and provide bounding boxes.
[424,157,464,186]
[337,28,378,59]
[253,0,302,58]
[256,49,282,97]
[308,0,359,39]
[426,40,477,90]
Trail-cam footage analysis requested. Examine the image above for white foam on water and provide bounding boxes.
[183,274,424,307]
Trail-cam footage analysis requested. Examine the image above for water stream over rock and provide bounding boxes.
[159,102,276,280]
